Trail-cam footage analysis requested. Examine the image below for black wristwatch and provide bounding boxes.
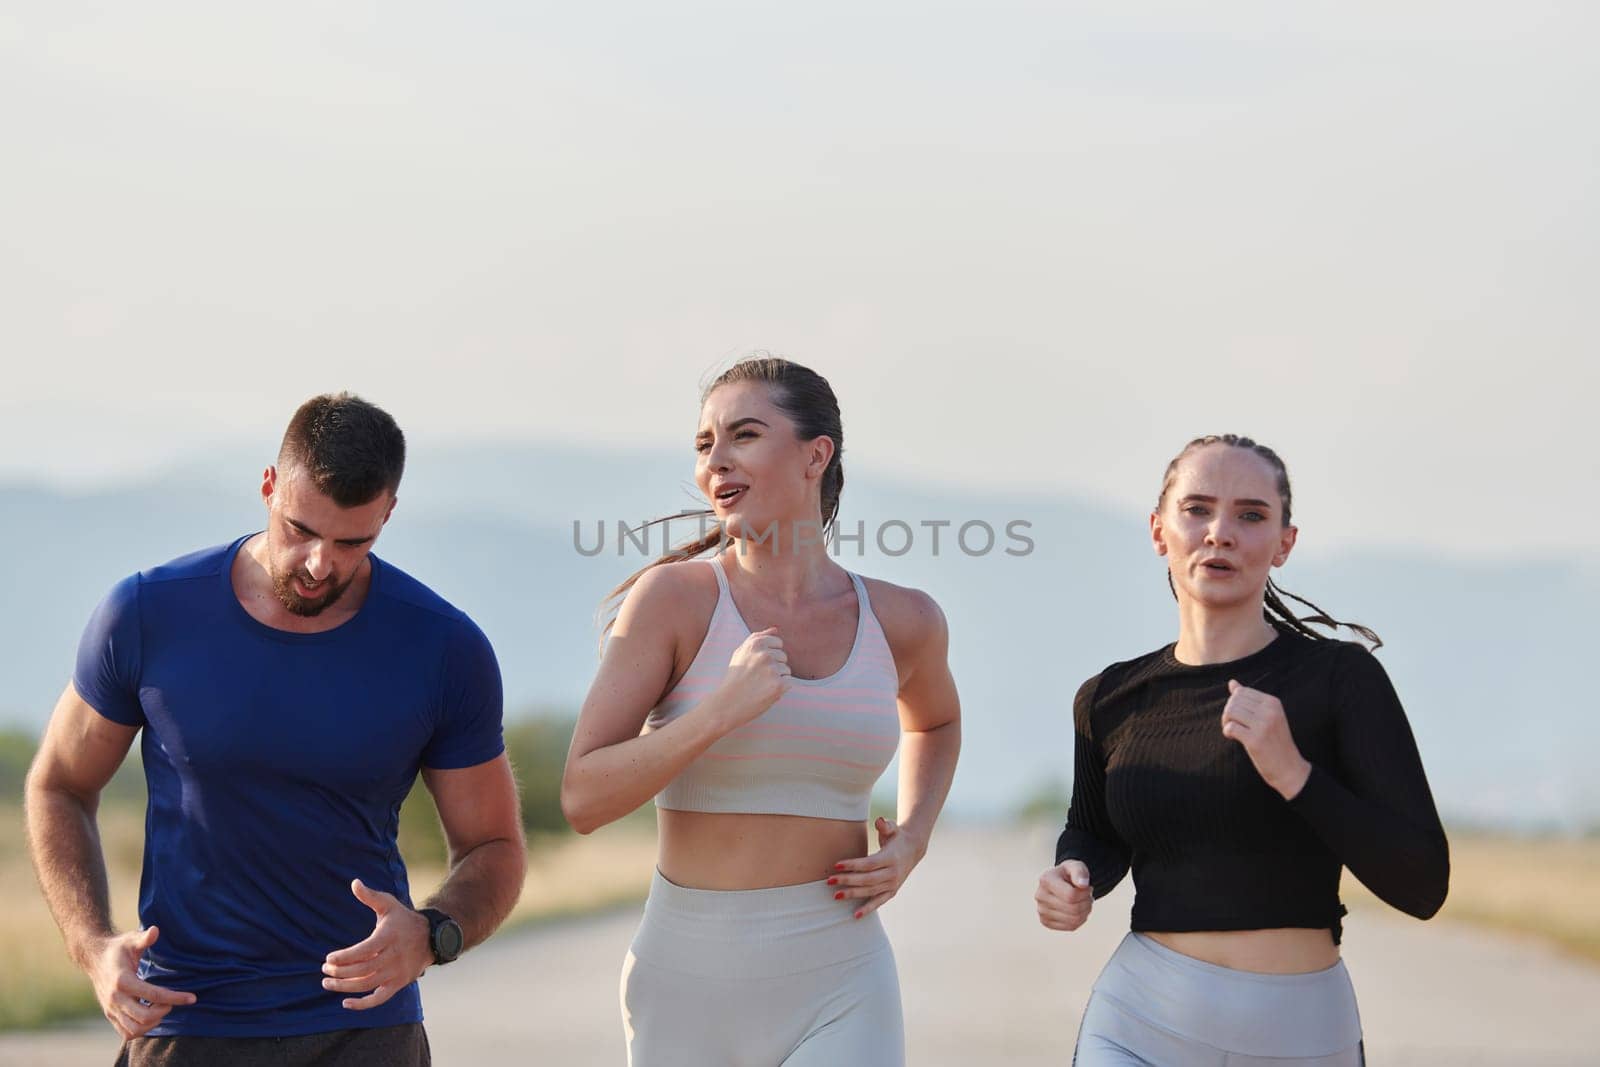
[419,908,464,965]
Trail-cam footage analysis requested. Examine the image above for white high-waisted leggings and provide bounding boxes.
[1075,933,1365,1066]
[620,869,904,1066]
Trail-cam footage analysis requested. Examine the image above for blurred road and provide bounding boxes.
[5,826,1598,1065]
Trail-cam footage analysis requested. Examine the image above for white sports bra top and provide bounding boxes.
[643,557,901,821]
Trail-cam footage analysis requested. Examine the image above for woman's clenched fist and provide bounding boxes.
[716,627,792,726]
[1220,680,1312,801]
[1037,859,1095,932]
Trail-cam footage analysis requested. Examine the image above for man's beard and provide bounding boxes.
[271,567,354,617]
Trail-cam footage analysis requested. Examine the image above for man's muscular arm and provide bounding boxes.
[25,684,197,1039]
[417,755,526,947]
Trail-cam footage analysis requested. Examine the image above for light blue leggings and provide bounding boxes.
[1074,933,1365,1066]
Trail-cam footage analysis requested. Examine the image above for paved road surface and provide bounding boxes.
[5,827,1597,1065]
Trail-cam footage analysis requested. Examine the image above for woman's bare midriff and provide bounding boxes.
[1144,928,1340,975]
[657,809,869,890]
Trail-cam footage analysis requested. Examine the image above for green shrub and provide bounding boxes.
[397,714,579,866]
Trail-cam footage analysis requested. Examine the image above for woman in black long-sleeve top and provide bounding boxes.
[1036,434,1449,1066]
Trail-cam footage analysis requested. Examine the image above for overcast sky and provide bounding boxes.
[4,2,1595,562]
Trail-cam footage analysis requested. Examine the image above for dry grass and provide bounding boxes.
[0,805,145,1030]
[0,805,655,1032]
[412,825,658,929]
[1342,831,1600,963]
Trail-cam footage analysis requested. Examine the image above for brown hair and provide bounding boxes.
[1158,434,1382,649]
[600,357,844,634]
[277,392,405,507]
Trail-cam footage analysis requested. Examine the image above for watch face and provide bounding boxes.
[436,919,464,960]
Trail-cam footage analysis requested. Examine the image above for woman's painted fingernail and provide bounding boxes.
[826,877,838,885]
[834,891,845,900]
[834,863,845,871]
[854,911,863,919]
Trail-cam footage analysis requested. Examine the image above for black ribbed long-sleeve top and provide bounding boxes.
[1055,625,1449,943]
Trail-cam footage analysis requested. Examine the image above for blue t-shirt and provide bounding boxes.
[73,535,505,1038]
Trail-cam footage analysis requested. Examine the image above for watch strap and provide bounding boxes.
[419,907,463,965]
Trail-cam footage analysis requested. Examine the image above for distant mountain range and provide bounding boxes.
[2,442,1593,829]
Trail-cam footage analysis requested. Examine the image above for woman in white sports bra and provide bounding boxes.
[561,356,962,1066]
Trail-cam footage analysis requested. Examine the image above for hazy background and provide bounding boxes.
[3,3,1596,827]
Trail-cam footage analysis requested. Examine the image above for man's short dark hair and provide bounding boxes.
[277,393,406,507]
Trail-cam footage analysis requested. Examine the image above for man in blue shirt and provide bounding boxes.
[25,393,526,1066]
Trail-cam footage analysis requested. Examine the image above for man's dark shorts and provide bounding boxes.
[114,1023,430,1066]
